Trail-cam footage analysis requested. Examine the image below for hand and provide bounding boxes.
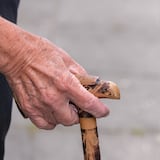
[3,29,109,129]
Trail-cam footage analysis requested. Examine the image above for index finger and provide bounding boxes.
[66,74,109,118]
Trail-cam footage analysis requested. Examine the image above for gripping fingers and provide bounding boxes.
[67,77,110,117]
[52,100,79,126]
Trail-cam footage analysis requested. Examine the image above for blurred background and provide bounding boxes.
[5,0,160,160]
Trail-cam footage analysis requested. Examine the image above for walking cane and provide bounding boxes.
[76,75,120,160]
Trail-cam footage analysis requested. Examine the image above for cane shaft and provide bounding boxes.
[79,111,100,160]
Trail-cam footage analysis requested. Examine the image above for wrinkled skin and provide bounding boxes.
[0,19,109,130]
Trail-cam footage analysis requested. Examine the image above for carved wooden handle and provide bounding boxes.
[76,75,120,160]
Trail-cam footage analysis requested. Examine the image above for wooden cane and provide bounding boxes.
[76,75,120,160]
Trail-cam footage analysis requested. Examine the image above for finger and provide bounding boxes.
[25,105,57,130]
[53,99,79,126]
[66,75,110,117]
[29,115,56,130]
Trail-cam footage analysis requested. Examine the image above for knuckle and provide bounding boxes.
[59,115,77,126]
[57,73,76,92]
[31,116,56,130]
[41,90,57,106]
[36,123,56,130]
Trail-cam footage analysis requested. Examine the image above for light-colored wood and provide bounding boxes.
[77,75,120,160]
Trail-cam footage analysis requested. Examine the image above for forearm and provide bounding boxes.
[0,17,39,77]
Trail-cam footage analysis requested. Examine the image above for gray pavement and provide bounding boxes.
[4,0,160,159]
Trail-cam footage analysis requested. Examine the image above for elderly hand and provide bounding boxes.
[0,17,109,129]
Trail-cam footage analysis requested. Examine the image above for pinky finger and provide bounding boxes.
[29,115,56,130]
